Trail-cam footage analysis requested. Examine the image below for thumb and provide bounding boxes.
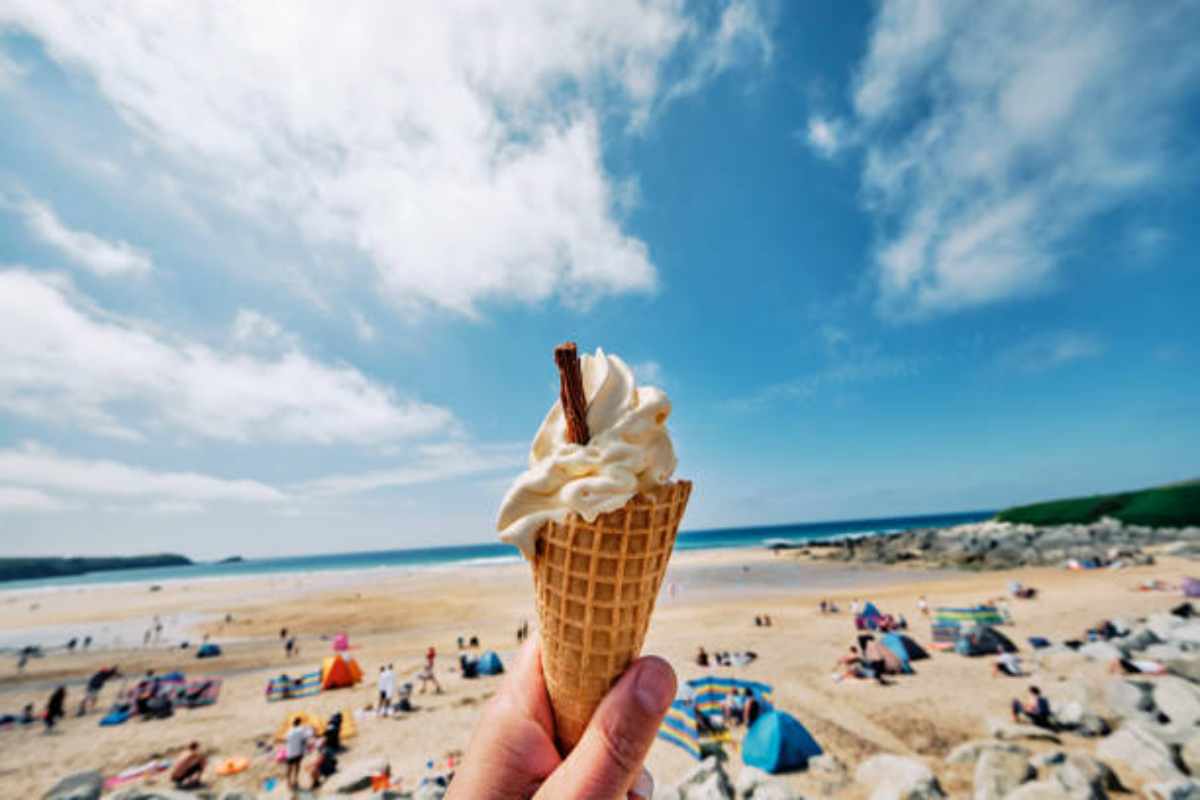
[535,656,676,800]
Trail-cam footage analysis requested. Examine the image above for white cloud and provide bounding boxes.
[18,196,152,277]
[804,116,843,158]
[230,308,296,350]
[732,355,917,410]
[997,331,1104,373]
[351,311,377,343]
[1,2,771,316]
[0,442,284,503]
[299,441,525,497]
[838,1,1200,318]
[0,48,27,89]
[0,486,66,512]
[0,269,457,444]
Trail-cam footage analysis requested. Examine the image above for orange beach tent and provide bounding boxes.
[320,654,363,689]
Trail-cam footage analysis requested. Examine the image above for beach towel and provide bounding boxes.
[266,670,322,701]
[1028,636,1052,649]
[101,759,171,790]
[215,756,250,776]
[99,709,131,726]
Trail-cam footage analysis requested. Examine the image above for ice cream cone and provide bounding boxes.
[532,479,692,752]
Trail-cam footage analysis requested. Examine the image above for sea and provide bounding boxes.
[1,510,992,593]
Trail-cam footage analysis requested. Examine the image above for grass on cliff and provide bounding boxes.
[995,481,1200,527]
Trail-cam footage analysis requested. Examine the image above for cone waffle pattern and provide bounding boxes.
[533,480,692,751]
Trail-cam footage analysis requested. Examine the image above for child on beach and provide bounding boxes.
[417,647,443,694]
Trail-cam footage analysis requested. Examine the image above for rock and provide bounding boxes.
[1096,721,1184,782]
[1155,676,1200,726]
[974,748,1035,800]
[668,756,735,800]
[1125,627,1164,652]
[1048,753,1118,799]
[808,753,847,779]
[1102,679,1155,720]
[1171,624,1200,646]
[1077,714,1110,738]
[221,794,258,800]
[1145,780,1200,799]
[334,758,389,794]
[987,719,1062,744]
[947,741,1030,766]
[856,754,945,800]
[1150,613,1188,641]
[1079,642,1123,663]
[1003,781,1072,799]
[1181,734,1200,776]
[734,765,802,799]
[109,791,197,800]
[1145,644,1190,662]
[1168,658,1200,684]
[43,772,103,800]
[413,784,447,800]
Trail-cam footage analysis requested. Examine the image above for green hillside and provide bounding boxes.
[996,481,1200,527]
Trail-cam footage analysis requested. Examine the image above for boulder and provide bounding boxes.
[807,753,848,779]
[109,791,197,800]
[43,772,103,800]
[1145,644,1191,662]
[734,765,802,800]
[1048,753,1119,799]
[221,795,258,800]
[413,784,447,800]
[946,741,1030,766]
[974,748,1035,800]
[1102,679,1155,720]
[1096,721,1184,782]
[1150,613,1188,641]
[1182,733,1200,776]
[856,754,945,800]
[1168,659,1200,684]
[1079,642,1123,663]
[1125,627,1164,652]
[1154,676,1200,726]
[1170,624,1200,646]
[1077,714,1110,738]
[1002,781,1072,799]
[667,756,736,800]
[987,719,1062,744]
[333,758,389,794]
[1144,780,1200,800]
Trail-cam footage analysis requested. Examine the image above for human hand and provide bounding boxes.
[446,636,677,800]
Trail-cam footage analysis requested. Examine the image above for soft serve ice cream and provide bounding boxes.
[496,348,677,558]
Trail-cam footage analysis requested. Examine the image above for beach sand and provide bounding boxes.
[0,547,1192,797]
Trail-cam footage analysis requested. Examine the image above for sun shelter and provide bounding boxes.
[857,602,886,630]
[196,643,222,659]
[657,677,774,760]
[274,710,325,741]
[955,624,1018,657]
[935,605,1006,626]
[742,711,823,774]
[880,634,916,673]
[890,633,929,661]
[477,651,504,676]
[320,654,363,689]
[1183,578,1200,598]
[267,670,322,701]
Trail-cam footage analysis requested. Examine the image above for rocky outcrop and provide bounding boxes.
[663,756,737,800]
[973,748,1034,800]
[855,754,945,800]
[1096,721,1184,782]
[43,772,102,800]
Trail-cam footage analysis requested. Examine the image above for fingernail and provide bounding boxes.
[633,658,675,715]
[629,767,654,799]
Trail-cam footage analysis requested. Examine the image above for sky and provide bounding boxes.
[1,1,1198,559]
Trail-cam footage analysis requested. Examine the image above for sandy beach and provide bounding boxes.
[2,547,1195,797]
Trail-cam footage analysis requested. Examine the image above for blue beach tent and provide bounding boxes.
[880,633,914,674]
[478,651,504,676]
[742,711,822,773]
[196,643,222,658]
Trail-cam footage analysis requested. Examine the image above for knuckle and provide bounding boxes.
[597,713,642,775]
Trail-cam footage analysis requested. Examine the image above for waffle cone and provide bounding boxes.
[532,479,692,752]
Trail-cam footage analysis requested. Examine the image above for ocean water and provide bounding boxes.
[2,510,993,592]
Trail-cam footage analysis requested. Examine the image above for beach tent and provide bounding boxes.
[867,639,906,675]
[1183,578,1200,598]
[657,677,774,760]
[267,670,322,701]
[196,643,221,659]
[658,700,732,760]
[889,633,929,661]
[857,602,886,630]
[935,606,1006,627]
[880,634,917,673]
[742,711,822,774]
[955,625,1018,657]
[274,711,324,742]
[477,651,504,676]
[320,654,363,689]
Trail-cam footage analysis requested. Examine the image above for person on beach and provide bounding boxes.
[285,717,311,790]
[285,636,296,658]
[917,595,929,616]
[1109,657,1167,675]
[446,638,672,800]
[993,652,1023,678]
[417,647,443,694]
[1011,686,1053,729]
[695,646,709,667]
[44,686,66,733]
[81,666,119,714]
[171,741,206,789]
[377,666,391,713]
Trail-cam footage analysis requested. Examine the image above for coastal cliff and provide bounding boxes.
[0,554,192,583]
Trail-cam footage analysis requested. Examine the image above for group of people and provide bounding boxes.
[279,627,299,658]
[515,620,531,643]
[817,599,841,614]
[284,714,342,791]
[694,647,758,668]
[833,639,892,686]
[753,614,773,627]
[375,664,415,715]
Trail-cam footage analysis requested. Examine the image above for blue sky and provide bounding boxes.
[1,1,1197,558]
